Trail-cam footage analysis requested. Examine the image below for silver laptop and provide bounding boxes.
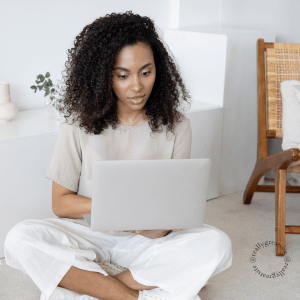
[83,159,211,233]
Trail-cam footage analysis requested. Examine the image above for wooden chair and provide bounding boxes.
[243,39,300,256]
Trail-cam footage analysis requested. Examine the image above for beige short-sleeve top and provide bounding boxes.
[46,114,192,199]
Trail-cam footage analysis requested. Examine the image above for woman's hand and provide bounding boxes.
[118,229,183,239]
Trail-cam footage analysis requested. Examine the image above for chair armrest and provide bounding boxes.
[261,148,300,170]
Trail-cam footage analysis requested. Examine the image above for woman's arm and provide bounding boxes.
[52,181,91,219]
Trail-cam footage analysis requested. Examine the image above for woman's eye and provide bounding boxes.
[117,72,150,79]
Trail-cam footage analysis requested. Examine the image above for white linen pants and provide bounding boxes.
[4,217,232,300]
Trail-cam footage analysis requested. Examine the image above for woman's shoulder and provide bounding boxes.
[179,113,190,124]
[174,113,191,132]
[61,113,81,127]
[58,113,82,137]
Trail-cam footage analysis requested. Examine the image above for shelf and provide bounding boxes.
[0,108,62,143]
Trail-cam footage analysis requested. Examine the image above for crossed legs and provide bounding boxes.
[58,266,158,300]
[5,219,232,300]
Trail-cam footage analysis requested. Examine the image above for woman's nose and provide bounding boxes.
[130,75,143,92]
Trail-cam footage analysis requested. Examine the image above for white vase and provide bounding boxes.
[0,82,19,123]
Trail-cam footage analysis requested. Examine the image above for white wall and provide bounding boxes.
[222,0,300,43]
[0,0,174,111]
[179,0,223,28]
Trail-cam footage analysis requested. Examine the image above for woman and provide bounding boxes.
[4,11,232,300]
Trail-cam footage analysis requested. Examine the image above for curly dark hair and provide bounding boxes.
[59,11,191,137]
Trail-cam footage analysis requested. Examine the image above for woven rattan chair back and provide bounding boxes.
[266,43,300,139]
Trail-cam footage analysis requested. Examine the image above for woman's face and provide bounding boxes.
[112,42,156,116]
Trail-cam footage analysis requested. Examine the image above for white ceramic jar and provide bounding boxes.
[0,82,19,123]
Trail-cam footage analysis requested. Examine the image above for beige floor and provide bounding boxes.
[1,182,300,300]
[199,180,300,300]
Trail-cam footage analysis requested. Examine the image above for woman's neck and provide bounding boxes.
[117,109,148,126]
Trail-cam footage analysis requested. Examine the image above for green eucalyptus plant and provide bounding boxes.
[30,72,63,112]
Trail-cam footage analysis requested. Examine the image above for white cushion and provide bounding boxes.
[280,80,300,151]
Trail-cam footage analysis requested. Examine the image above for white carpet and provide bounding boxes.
[1,189,300,300]
[199,190,300,300]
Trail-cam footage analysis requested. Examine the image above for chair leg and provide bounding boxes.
[243,160,267,204]
[275,169,286,256]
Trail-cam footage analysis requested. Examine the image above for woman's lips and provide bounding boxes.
[129,95,145,104]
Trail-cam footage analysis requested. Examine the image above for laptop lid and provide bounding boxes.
[86,159,211,232]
